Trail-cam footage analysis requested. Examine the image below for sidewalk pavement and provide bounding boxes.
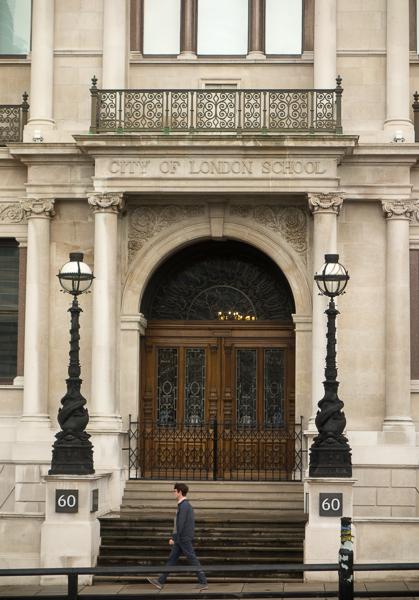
[0,580,419,598]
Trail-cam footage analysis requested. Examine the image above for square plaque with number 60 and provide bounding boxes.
[319,493,343,517]
[55,489,79,513]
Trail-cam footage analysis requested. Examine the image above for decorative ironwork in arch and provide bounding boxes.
[141,241,295,321]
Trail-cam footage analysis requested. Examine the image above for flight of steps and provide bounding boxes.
[95,480,306,584]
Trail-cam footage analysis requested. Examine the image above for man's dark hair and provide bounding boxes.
[174,482,189,496]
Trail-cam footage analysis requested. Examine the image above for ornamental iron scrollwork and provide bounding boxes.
[141,242,295,321]
[91,84,342,133]
[130,416,304,481]
[0,94,28,144]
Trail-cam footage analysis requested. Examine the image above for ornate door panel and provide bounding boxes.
[140,322,295,479]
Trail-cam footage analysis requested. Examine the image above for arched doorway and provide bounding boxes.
[139,240,298,480]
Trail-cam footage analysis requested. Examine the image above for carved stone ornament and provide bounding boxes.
[382,200,414,220]
[230,204,307,254]
[88,192,125,213]
[0,202,25,223]
[21,198,55,218]
[129,204,205,261]
[308,193,343,215]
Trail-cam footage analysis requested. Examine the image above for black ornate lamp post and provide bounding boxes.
[309,254,352,477]
[49,252,95,475]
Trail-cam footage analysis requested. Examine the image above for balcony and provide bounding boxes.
[0,93,29,145]
[90,77,343,135]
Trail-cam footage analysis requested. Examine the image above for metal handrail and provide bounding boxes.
[89,75,343,134]
[1,561,419,600]
[0,92,29,144]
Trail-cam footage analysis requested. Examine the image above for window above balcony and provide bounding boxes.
[130,0,313,58]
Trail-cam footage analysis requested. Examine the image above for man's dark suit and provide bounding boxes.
[157,498,207,586]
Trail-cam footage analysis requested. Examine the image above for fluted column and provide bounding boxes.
[20,198,55,423]
[308,193,343,429]
[179,0,197,58]
[25,0,55,138]
[382,200,415,432]
[384,0,413,141]
[102,0,128,88]
[88,193,125,430]
[313,0,336,89]
[247,0,265,59]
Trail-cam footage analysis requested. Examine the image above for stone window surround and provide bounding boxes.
[130,0,314,57]
[0,236,26,386]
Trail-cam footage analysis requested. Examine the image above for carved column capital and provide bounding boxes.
[88,192,125,214]
[308,193,343,215]
[382,200,414,221]
[21,198,55,219]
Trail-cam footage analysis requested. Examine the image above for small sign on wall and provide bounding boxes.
[319,493,343,517]
[91,489,99,513]
[55,489,79,513]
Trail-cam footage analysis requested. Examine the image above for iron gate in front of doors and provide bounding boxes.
[127,416,304,481]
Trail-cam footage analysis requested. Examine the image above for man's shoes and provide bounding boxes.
[146,577,163,590]
[195,583,208,591]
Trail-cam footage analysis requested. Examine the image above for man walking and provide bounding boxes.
[147,482,208,590]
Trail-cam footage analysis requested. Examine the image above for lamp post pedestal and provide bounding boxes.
[304,477,356,581]
[40,473,111,585]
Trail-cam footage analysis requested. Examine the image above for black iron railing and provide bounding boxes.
[90,76,343,134]
[1,561,419,599]
[0,93,29,144]
[128,416,304,481]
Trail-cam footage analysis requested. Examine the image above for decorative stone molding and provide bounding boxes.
[0,202,26,223]
[308,193,343,215]
[128,204,205,261]
[382,200,414,220]
[230,204,307,254]
[88,192,125,213]
[21,198,55,219]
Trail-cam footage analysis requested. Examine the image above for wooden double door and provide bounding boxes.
[140,321,295,479]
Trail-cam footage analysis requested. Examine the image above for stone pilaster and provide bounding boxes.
[308,193,343,431]
[382,200,415,435]
[384,0,414,141]
[102,0,128,88]
[14,199,54,459]
[88,193,125,431]
[314,0,337,89]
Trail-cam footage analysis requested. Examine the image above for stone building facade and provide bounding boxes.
[1,0,419,580]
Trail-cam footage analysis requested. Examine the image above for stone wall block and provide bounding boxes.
[376,487,416,507]
[15,482,45,503]
[15,465,40,484]
[390,468,417,487]
[352,467,391,487]
[353,505,391,517]
[391,506,416,517]
[353,487,377,506]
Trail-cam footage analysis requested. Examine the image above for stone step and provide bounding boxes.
[124,481,303,491]
[101,544,301,557]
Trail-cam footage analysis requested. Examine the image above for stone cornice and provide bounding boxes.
[88,192,125,214]
[21,198,55,219]
[382,200,415,221]
[308,193,344,215]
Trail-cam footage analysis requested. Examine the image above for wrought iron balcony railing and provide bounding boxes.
[0,93,29,145]
[90,76,343,135]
